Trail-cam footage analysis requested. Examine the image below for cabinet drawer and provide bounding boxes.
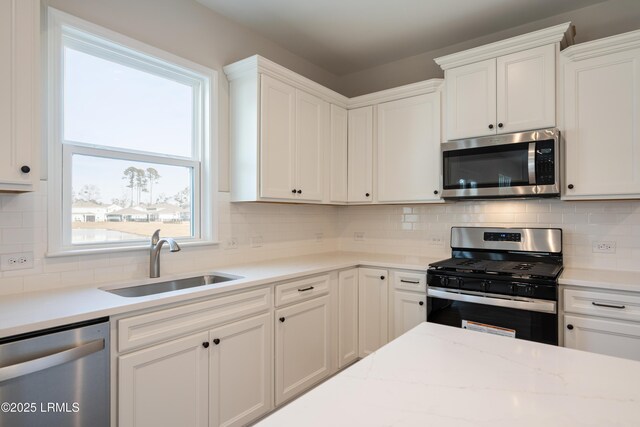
[564,289,640,323]
[118,287,271,352]
[393,271,426,293]
[274,274,330,307]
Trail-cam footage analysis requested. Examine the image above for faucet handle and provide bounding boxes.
[151,229,161,245]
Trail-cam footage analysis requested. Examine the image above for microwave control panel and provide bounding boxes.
[535,140,555,185]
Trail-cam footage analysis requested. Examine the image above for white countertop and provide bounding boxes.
[1,250,639,338]
[0,251,437,338]
[257,322,640,427]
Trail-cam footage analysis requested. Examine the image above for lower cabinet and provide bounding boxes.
[338,269,359,368]
[118,313,272,427]
[564,315,640,361]
[358,268,389,357]
[275,295,331,405]
[391,290,426,340]
[209,313,273,427]
[119,331,210,427]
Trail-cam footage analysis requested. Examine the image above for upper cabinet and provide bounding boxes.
[225,56,342,203]
[0,0,39,192]
[561,30,640,200]
[347,106,373,203]
[329,105,348,203]
[436,22,574,141]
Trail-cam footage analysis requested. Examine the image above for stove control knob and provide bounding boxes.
[454,278,463,289]
[440,276,449,287]
[508,284,516,295]
[481,280,490,292]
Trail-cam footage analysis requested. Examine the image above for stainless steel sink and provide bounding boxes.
[103,273,243,297]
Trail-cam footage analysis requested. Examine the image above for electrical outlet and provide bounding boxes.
[315,233,324,243]
[1,252,34,271]
[224,237,238,250]
[354,232,365,241]
[250,236,263,248]
[429,236,445,246]
[592,241,616,254]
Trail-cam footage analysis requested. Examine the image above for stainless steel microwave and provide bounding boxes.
[441,128,560,199]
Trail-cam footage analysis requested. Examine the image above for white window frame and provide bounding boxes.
[46,8,218,256]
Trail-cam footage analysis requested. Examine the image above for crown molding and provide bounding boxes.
[347,79,444,109]
[223,55,349,107]
[562,29,640,61]
[435,22,574,70]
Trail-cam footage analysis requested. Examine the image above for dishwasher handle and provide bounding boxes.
[0,339,105,382]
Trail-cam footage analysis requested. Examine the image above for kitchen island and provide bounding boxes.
[256,322,640,427]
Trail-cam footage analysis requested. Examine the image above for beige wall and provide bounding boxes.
[336,0,640,97]
[45,0,342,191]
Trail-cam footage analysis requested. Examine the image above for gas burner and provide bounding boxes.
[512,263,535,271]
[456,260,482,266]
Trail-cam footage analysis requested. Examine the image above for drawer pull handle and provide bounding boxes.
[298,286,314,292]
[592,301,626,309]
[400,280,420,284]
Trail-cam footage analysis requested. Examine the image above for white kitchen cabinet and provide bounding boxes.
[564,315,640,361]
[496,44,556,134]
[260,74,297,200]
[377,92,442,202]
[329,104,348,203]
[209,313,272,427]
[445,58,497,140]
[358,268,389,357]
[561,31,640,199]
[338,269,358,368]
[295,89,326,201]
[437,23,573,141]
[391,290,426,340]
[348,106,374,203]
[275,295,331,405]
[0,0,39,192]
[119,331,210,427]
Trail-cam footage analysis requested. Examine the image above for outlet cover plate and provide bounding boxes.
[1,252,34,271]
[592,241,616,254]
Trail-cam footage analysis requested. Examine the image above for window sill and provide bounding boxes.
[46,239,220,258]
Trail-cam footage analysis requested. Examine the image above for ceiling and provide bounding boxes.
[197,0,608,75]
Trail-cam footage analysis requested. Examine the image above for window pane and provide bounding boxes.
[63,46,194,157]
[71,154,194,244]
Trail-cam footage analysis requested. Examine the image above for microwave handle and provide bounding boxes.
[528,142,536,185]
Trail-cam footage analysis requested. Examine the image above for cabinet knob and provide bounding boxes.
[20,165,30,174]
[498,123,504,128]
[213,338,220,345]
[380,275,385,280]
[419,301,424,306]
[279,317,286,323]
[567,324,574,330]
[292,189,297,193]
[365,193,370,197]
[433,190,439,195]
[202,342,210,348]
[568,184,574,190]
[488,124,494,130]
[297,189,302,194]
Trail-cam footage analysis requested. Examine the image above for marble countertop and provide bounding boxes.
[0,251,437,338]
[559,267,640,292]
[257,322,640,427]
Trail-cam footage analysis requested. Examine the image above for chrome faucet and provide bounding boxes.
[149,229,181,278]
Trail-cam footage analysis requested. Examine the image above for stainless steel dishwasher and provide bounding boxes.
[0,318,110,427]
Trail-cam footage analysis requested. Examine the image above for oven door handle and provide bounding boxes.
[428,288,556,314]
[528,142,537,185]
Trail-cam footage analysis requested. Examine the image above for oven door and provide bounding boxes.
[427,288,558,345]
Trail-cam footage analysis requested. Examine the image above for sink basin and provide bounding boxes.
[103,273,243,297]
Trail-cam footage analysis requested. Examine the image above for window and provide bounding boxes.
[47,9,217,255]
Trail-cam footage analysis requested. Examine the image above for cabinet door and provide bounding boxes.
[295,89,326,201]
[564,315,640,361]
[497,44,556,134]
[358,268,388,357]
[119,331,209,427]
[0,0,38,191]
[392,290,426,340]
[347,106,374,202]
[209,313,272,427]
[445,58,497,140]
[260,74,296,199]
[329,105,348,202]
[377,93,441,202]
[563,47,640,198]
[275,295,330,405]
[338,269,358,368]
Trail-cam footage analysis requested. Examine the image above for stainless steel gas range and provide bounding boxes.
[427,227,563,345]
